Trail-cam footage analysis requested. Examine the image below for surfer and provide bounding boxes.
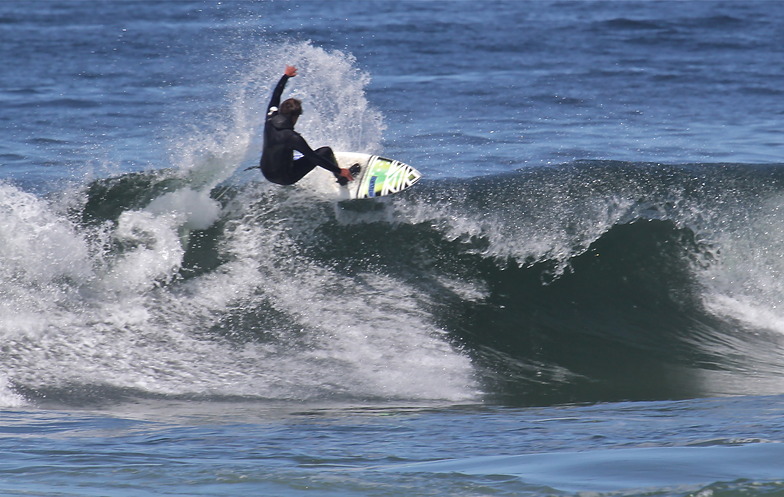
[256,65,354,186]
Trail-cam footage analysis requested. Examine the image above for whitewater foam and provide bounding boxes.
[0,182,92,285]
[213,183,480,401]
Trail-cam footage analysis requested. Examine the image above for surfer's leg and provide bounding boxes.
[314,146,337,164]
[289,147,338,184]
[288,157,318,184]
[314,147,349,183]
[312,146,350,185]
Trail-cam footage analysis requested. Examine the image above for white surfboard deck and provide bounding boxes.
[304,152,422,200]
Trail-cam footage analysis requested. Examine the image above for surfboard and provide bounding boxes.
[308,152,422,200]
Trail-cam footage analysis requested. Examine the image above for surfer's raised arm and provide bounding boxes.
[256,65,354,186]
[266,66,298,114]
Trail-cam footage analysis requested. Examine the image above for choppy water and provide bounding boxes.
[2,1,784,495]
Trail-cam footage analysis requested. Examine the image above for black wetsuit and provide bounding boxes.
[259,75,341,185]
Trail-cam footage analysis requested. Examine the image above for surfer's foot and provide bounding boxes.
[336,164,361,186]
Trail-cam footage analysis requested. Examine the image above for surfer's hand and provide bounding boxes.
[284,65,297,77]
[338,168,354,182]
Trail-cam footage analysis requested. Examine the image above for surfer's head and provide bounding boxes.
[280,98,302,123]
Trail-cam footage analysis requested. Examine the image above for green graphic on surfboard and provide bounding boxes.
[337,152,422,200]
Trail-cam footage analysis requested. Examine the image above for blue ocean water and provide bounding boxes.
[2,1,784,495]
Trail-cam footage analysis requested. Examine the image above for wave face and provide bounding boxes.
[322,160,784,405]
[422,162,784,404]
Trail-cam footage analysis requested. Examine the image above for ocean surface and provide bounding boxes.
[2,1,784,495]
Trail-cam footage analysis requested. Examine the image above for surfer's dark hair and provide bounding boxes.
[280,98,302,117]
